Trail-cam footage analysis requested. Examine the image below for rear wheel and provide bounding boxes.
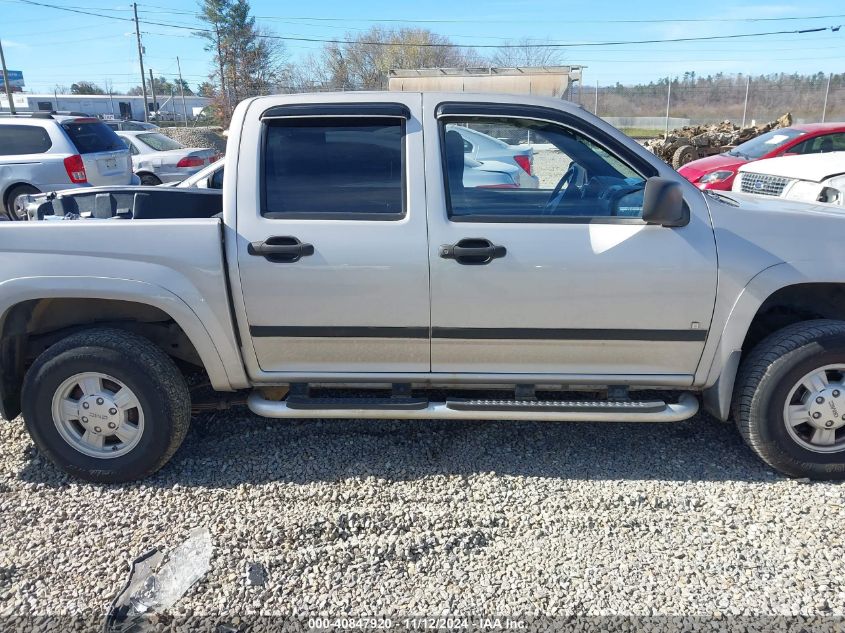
[21,329,190,483]
[139,173,162,186]
[4,184,39,220]
[733,320,845,479]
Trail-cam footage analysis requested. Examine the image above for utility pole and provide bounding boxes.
[148,69,158,122]
[0,36,17,115]
[821,72,832,123]
[107,80,115,118]
[133,3,148,122]
[594,79,599,115]
[664,79,672,138]
[177,56,189,127]
[741,76,750,128]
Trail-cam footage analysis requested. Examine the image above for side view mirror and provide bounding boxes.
[641,177,688,227]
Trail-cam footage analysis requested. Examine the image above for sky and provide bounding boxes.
[0,0,843,95]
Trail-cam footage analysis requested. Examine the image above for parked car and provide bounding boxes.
[678,123,845,191]
[0,113,135,218]
[10,92,845,484]
[170,159,225,189]
[104,120,159,132]
[168,152,523,191]
[731,151,845,206]
[116,131,220,185]
[449,124,539,188]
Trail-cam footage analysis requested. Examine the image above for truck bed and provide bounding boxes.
[22,186,222,221]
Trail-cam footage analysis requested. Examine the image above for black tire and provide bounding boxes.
[4,184,40,220]
[21,328,191,483]
[732,319,845,480]
[671,145,697,169]
[139,173,162,186]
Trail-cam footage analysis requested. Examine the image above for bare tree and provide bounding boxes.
[303,26,485,91]
[491,38,564,67]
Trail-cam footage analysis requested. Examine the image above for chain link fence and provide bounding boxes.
[570,75,844,138]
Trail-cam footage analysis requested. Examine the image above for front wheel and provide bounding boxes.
[671,145,697,169]
[21,329,190,482]
[733,320,845,479]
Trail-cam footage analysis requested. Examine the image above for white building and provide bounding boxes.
[0,93,213,121]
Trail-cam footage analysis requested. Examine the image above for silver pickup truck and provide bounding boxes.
[5,92,845,482]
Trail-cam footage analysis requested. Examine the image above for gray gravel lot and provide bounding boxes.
[1,408,844,630]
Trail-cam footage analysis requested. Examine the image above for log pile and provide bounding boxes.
[644,113,792,168]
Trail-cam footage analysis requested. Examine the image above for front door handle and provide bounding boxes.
[248,236,314,263]
[439,238,506,265]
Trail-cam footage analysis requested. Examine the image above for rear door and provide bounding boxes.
[234,95,431,377]
[60,118,133,185]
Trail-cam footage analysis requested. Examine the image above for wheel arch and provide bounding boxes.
[0,277,237,420]
[135,170,160,181]
[703,265,845,420]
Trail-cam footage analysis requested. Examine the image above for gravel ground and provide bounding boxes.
[1,409,844,631]
[159,126,227,154]
[533,149,570,188]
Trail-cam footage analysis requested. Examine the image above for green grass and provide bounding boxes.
[619,127,662,139]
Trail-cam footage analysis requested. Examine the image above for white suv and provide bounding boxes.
[0,114,136,218]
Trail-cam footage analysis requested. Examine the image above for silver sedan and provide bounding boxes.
[116,131,220,186]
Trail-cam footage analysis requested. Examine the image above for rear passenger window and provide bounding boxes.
[262,117,404,219]
[0,125,52,155]
[61,120,124,154]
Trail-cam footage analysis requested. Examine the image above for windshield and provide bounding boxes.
[125,121,158,131]
[728,127,805,159]
[177,161,224,188]
[136,133,184,152]
[61,120,125,154]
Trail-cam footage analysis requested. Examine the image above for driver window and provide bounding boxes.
[441,117,646,221]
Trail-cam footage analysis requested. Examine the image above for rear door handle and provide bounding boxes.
[248,236,314,263]
[439,238,506,265]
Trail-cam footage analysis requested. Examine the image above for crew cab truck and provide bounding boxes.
[4,92,845,482]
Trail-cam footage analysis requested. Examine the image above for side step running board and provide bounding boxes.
[248,392,699,423]
[445,398,667,413]
[286,396,429,410]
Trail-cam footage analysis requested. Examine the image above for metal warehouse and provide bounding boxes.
[0,93,213,121]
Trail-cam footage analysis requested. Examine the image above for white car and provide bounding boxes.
[733,152,845,206]
[0,114,135,218]
[116,131,220,186]
[449,125,540,188]
[172,159,225,189]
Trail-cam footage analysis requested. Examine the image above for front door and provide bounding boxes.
[423,98,718,382]
[235,95,430,375]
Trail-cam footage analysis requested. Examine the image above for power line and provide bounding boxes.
[9,0,843,49]
[134,4,845,25]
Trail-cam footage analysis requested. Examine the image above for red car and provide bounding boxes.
[678,122,845,190]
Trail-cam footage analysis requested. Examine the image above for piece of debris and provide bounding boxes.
[245,561,267,587]
[217,622,241,632]
[643,113,792,168]
[104,527,213,632]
